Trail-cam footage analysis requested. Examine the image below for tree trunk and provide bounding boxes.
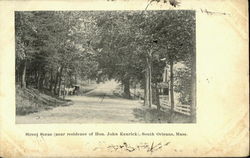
[144,62,150,106]
[57,66,64,97]
[144,54,152,108]
[49,69,53,92]
[42,72,47,89]
[37,72,41,89]
[53,68,59,95]
[16,67,21,84]
[75,74,77,84]
[155,83,161,110]
[123,77,131,99]
[62,84,66,99]
[41,76,45,89]
[169,59,174,121]
[148,56,152,108]
[190,51,196,123]
[16,67,19,84]
[21,60,27,88]
[143,80,146,106]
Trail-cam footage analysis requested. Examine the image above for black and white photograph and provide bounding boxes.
[0,0,248,157]
[15,10,196,124]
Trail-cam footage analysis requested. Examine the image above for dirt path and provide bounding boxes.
[16,80,144,123]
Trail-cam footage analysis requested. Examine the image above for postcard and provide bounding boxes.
[0,0,248,157]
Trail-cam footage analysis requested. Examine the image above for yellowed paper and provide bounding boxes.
[0,0,248,157]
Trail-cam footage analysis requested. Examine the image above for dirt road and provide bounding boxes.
[16,80,145,123]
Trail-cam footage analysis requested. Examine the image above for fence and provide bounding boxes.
[159,95,191,116]
[129,88,191,116]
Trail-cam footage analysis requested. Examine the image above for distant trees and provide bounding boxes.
[92,12,141,98]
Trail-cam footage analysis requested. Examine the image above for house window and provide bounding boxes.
[159,87,169,95]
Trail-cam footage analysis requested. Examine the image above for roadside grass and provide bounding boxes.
[133,106,191,123]
[16,86,72,116]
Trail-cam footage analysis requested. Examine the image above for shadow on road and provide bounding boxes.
[85,91,120,99]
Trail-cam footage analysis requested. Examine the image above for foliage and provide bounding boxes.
[174,65,192,105]
[15,10,195,109]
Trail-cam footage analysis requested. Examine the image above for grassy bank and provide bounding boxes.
[16,86,72,116]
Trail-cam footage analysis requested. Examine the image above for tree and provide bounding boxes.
[154,10,195,120]
[15,11,101,97]
[15,12,38,88]
[93,11,145,98]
